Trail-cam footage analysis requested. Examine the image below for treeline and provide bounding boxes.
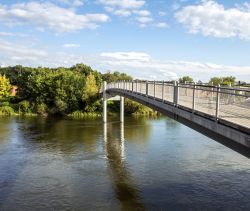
[0,64,155,117]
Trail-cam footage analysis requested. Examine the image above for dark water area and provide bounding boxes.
[0,116,250,210]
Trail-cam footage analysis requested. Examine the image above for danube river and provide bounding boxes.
[0,116,250,210]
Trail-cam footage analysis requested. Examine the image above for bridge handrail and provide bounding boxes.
[104,80,250,129]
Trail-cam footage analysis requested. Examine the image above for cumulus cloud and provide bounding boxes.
[98,0,145,9]
[63,43,80,48]
[100,52,250,81]
[175,0,250,40]
[0,2,109,32]
[1,40,249,82]
[99,0,154,26]
[155,22,168,28]
[100,52,151,62]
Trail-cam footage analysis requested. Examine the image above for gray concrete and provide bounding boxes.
[120,96,124,123]
[103,81,107,123]
[106,88,250,150]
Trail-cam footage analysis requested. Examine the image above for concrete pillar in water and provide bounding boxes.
[103,81,107,123]
[120,96,124,123]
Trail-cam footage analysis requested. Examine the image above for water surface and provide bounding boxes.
[0,116,250,210]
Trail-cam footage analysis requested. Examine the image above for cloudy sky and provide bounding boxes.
[0,0,250,82]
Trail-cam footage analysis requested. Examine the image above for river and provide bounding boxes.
[0,116,250,210]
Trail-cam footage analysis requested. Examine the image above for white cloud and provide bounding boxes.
[133,10,151,16]
[54,0,84,7]
[100,52,151,62]
[98,0,145,9]
[0,40,48,62]
[1,40,249,82]
[175,1,250,40]
[100,52,250,81]
[113,9,132,17]
[99,0,153,26]
[63,43,80,48]
[0,31,28,37]
[136,16,153,24]
[0,2,109,33]
[155,22,168,28]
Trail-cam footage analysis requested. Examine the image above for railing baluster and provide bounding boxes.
[154,81,156,99]
[162,81,164,102]
[192,83,196,112]
[215,84,220,120]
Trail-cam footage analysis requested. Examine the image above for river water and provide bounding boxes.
[0,116,250,210]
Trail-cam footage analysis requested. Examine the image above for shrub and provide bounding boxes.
[1,101,9,106]
[0,106,15,116]
[36,102,47,115]
[19,100,30,113]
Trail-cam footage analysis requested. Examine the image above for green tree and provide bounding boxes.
[222,76,236,86]
[209,76,236,86]
[0,75,11,98]
[209,77,223,86]
[179,76,194,84]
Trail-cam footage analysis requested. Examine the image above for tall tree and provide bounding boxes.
[179,76,194,84]
[0,75,11,98]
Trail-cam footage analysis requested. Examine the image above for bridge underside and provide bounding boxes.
[106,89,250,157]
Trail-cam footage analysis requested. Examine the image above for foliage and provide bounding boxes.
[19,100,31,113]
[102,71,132,83]
[179,76,194,84]
[209,76,236,86]
[0,75,11,98]
[36,102,47,115]
[0,106,15,116]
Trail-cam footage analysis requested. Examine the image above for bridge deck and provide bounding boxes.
[106,81,250,131]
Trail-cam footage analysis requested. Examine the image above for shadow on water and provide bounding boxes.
[104,122,145,211]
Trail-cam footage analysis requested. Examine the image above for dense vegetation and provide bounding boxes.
[0,64,156,117]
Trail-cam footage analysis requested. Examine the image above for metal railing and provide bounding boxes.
[106,80,250,129]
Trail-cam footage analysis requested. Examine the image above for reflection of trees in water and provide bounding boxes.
[123,117,151,145]
[104,123,145,210]
[0,117,14,145]
[16,117,102,154]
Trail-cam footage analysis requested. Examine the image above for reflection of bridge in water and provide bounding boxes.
[102,81,250,156]
[103,122,145,210]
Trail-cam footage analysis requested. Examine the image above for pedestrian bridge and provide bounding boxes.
[101,81,250,152]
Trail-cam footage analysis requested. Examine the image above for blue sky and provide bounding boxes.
[0,0,250,82]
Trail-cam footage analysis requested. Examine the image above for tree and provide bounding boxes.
[209,77,223,86]
[179,76,194,84]
[222,76,236,86]
[209,76,236,86]
[0,75,11,98]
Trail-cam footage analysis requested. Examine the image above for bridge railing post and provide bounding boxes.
[173,81,179,106]
[215,84,220,120]
[132,81,134,93]
[154,80,156,99]
[103,81,107,123]
[146,81,148,97]
[162,80,164,102]
[192,83,196,112]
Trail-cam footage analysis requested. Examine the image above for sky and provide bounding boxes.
[0,0,250,82]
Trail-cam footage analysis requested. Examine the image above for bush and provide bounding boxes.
[0,106,15,116]
[36,102,47,115]
[19,100,30,113]
[1,101,9,106]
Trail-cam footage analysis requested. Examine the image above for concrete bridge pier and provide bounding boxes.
[120,96,124,123]
[103,81,107,123]
[103,81,124,123]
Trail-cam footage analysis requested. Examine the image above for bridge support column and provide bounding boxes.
[120,96,124,123]
[103,81,107,123]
